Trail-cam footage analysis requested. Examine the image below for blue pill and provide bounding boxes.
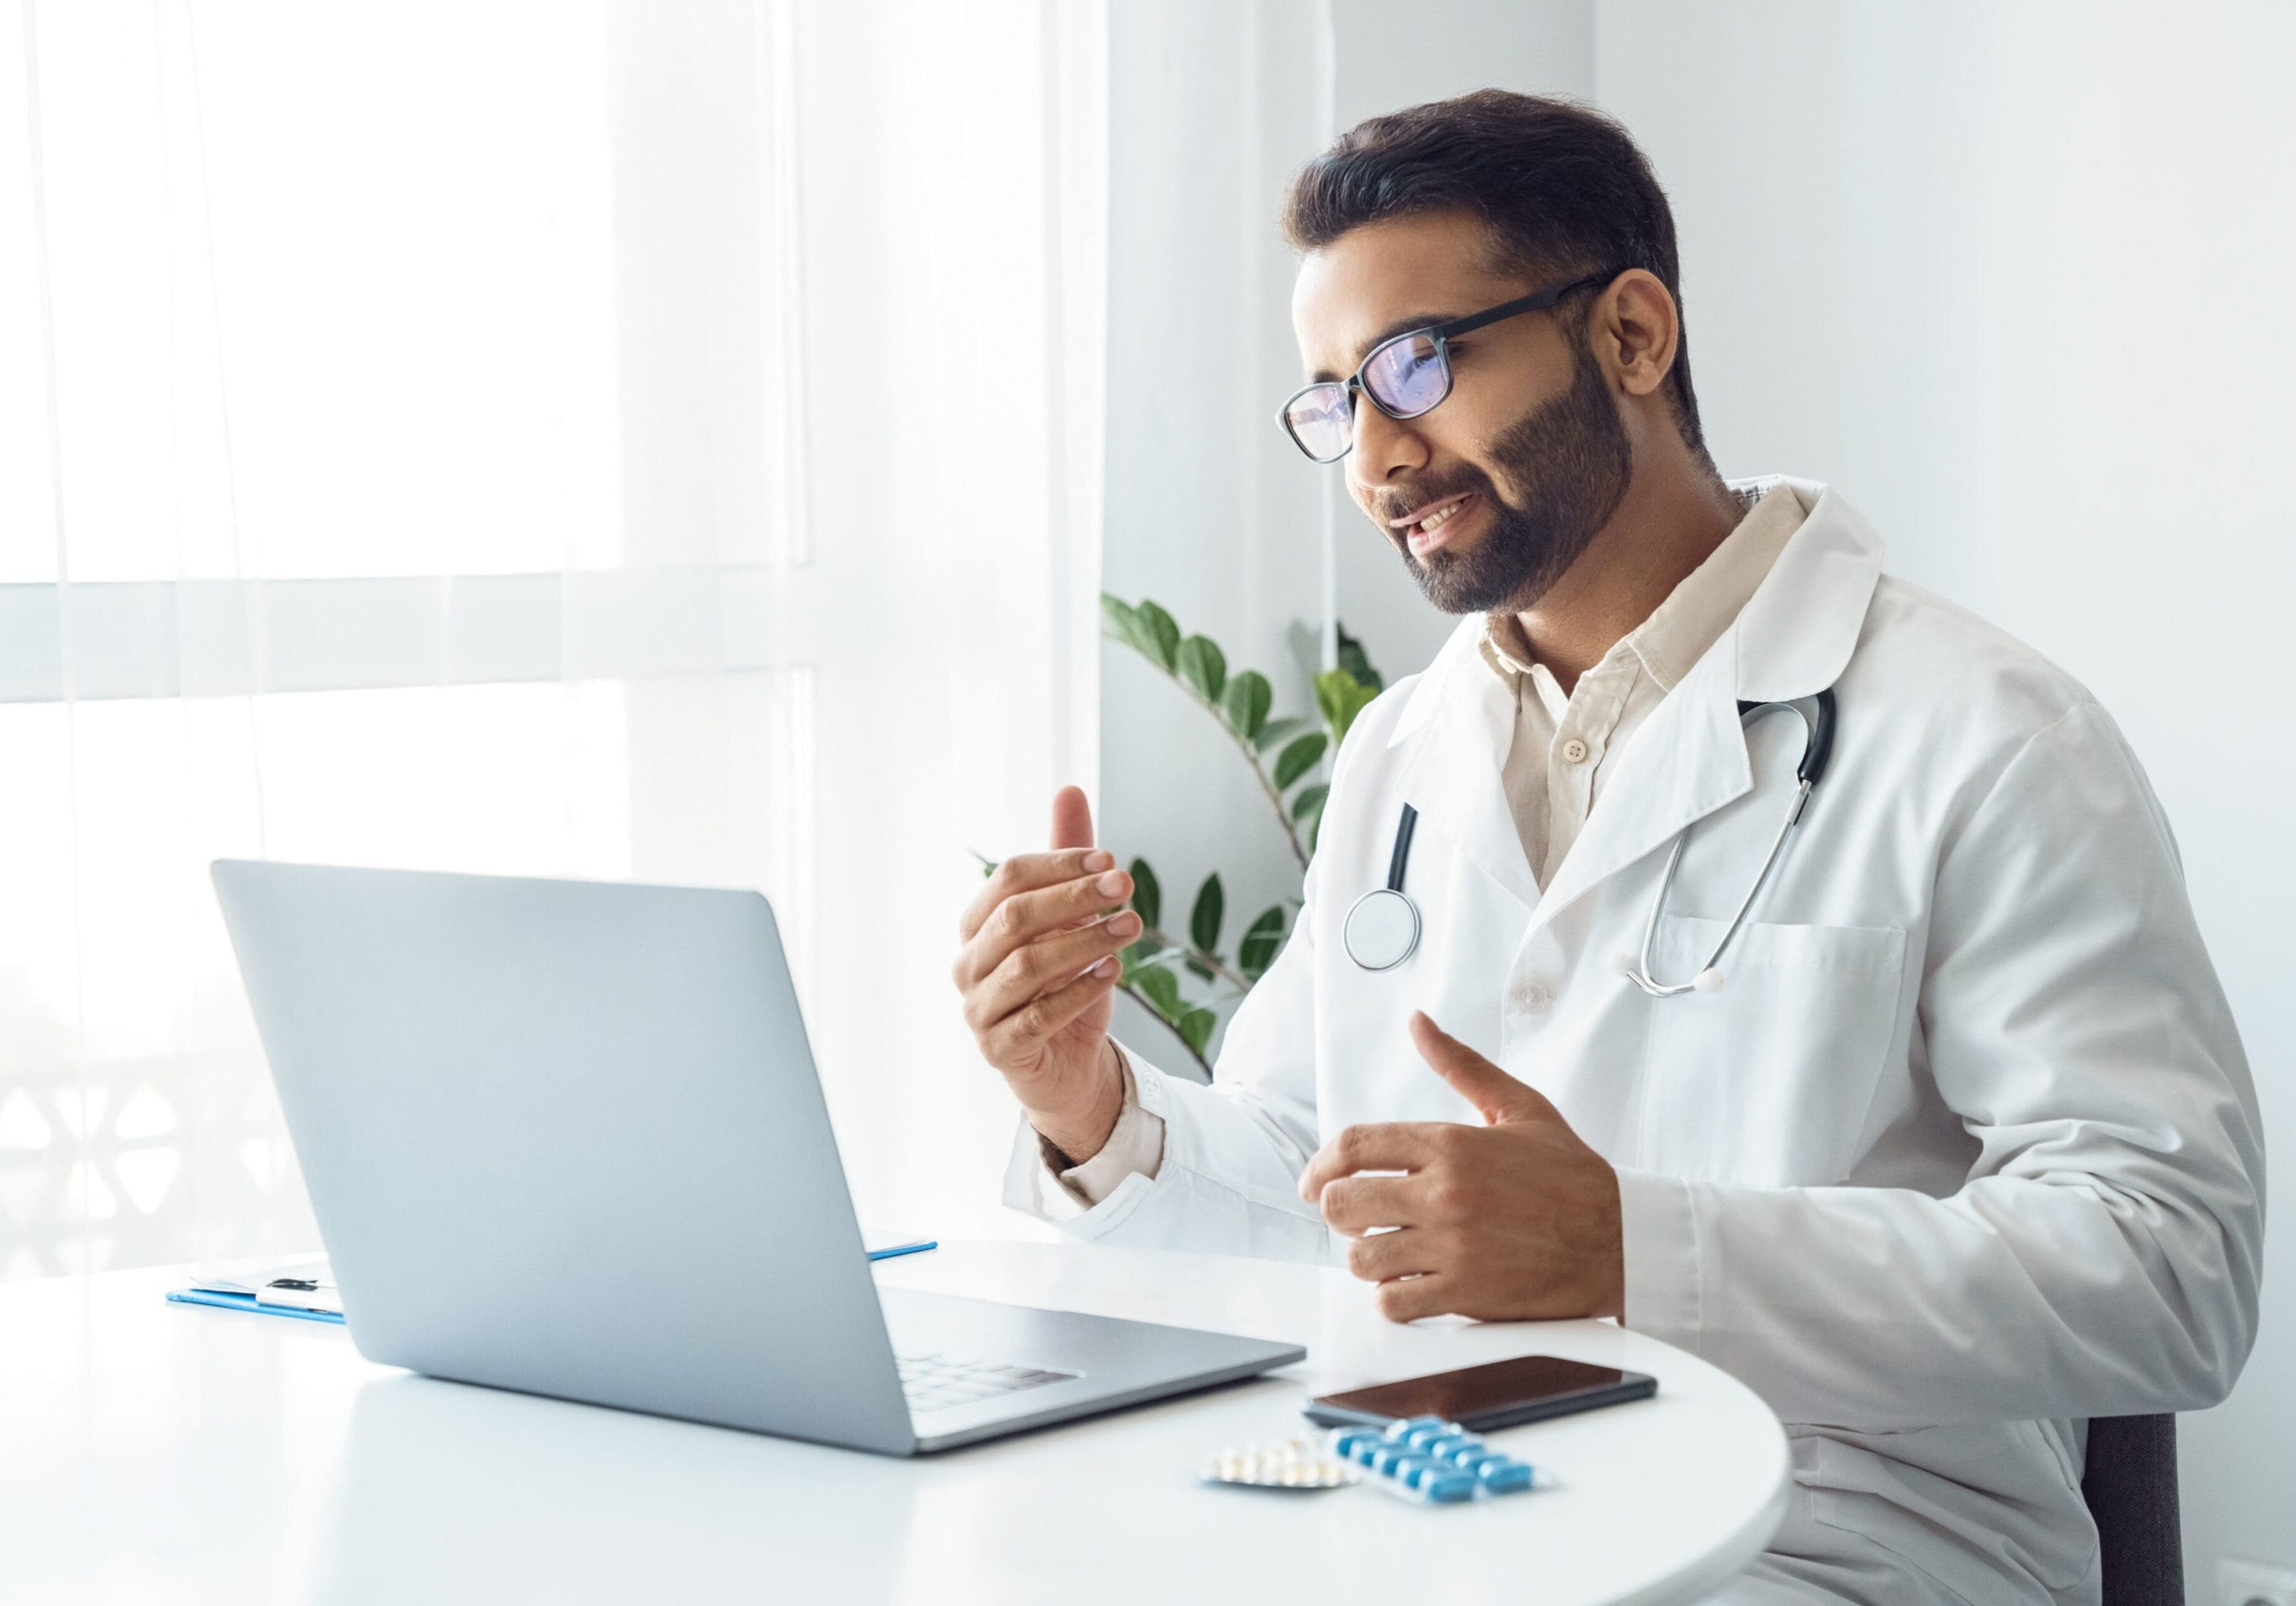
[1332,1429,1378,1458]
[1402,1425,1450,1451]
[1387,1415,1445,1440]
[1425,1433,1475,1458]
[1477,1459,1535,1494]
[1371,1445,1415,1474]
[1422,1471,1480,1503]
[1444,1442,1489,1468]
[1350,1439,1384,1466]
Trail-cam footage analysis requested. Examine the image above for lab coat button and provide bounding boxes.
[1561,736,1590,764]
[1512,978,1554,1013]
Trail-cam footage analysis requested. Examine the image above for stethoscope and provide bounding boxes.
[1340,689,1838,996]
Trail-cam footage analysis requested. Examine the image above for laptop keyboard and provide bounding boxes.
[897,1351,1077,1415]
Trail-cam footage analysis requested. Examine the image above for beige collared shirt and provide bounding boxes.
[1479,480,1807,889]
[1036,480,1811,1211]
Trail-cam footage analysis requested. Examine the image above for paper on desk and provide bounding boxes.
[257,1280,344,1316]
[188,1256,332,1299]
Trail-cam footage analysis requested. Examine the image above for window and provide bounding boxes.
[0,0,1104,1278]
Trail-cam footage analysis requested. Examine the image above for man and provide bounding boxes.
[950,91,2263,1604]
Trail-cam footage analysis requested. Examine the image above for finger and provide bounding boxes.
[1410,1011,1558,1126]
[955,867,1135,988]
[1346,1226,1438,1283]
[1375,1272,1460,1325]
[1297,1121,1460,1203]
[968,912,1142,1031]
[958,848,1116,941]
[1050,784,1095,852]
[983,955,1120,1061]
[1318,1174,1427,1237]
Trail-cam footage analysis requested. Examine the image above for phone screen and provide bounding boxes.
[1308,1353,1655,1430]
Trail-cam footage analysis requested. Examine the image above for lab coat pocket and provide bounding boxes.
[1636,917,1906,1186]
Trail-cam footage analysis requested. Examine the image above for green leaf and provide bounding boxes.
[1133,964,1183,1021]
[1133,599,1181,671]
[1334,620,1383,693]
[1315,667,1380,747]
[1127,857,1161,932]
[1101,593,1171,668]
[1189,873,1224,955]
[1174,634,1226,703]
[1120,936,1164,973]
[1177,1007,1216,1057]
[1219,670,1271,742]
[1251,715,1308,754]
[1099,593,1142,650]
[1184,956,1216,983]
[1297,784,1329,851]
[1273,731,1327,790]
[1237,905,1286,981]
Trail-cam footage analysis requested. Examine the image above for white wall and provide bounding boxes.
[1099,0,1334,1067]
[1596,3,2295,1592]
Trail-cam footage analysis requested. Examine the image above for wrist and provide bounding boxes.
[1593,1160,1625,1318]
[1031,1039,1125,1165]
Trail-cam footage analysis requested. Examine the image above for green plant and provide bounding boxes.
[1086,595,1384,1077]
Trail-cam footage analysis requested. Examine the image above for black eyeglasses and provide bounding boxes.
[1277,269,1621,463]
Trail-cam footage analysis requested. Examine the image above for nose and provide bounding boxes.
[1347,399,1429,503]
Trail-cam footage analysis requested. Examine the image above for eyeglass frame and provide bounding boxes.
[1275,267,1624,463]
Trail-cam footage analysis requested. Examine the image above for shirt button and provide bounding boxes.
[1561,737,1590,764]
[1512,978,1554,1014]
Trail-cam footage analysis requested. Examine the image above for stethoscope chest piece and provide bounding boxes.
[1345,802,1423,971]
[1342,886,1420,971]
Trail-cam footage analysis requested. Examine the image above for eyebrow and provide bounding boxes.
[1309,310,1471,384]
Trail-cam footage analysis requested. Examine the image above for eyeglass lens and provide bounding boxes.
[1283,331,1453,461]
[1362,332,1448,416]
[1283,385,1353,461]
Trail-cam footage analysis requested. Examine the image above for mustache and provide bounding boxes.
[1371,469,1498,528]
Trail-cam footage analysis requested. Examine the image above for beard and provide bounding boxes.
[1402,335,1634,616]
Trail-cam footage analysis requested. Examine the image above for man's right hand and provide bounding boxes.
[952,785,1136,1164]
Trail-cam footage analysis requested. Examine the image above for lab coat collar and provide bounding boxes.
[1726,477,1886,704]
[1384,477,1884,921]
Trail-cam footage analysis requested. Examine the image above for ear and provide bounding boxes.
[1590,268,1680,402]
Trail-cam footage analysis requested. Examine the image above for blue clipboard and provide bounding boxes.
[165,1288,346,1323]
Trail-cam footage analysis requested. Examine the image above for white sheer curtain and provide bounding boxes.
[0,0,1103,1280]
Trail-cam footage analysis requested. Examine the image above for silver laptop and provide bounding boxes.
[211,861,1303,1454]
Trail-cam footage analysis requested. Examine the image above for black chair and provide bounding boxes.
[2083,1413,2182,1606]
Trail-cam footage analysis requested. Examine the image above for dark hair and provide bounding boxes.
[1283,90,1709,461]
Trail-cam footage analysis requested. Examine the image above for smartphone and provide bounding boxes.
[1303,1353,1657,1432]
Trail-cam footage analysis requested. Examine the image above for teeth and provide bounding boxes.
[1418,497,1467,532]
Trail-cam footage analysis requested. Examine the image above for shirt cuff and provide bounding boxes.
[1045,1042,1166,1207]
[1614,1167,1701,1344]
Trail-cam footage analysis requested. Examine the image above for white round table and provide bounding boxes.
[0,1239,1787,1604]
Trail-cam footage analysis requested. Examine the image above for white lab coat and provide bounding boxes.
[1006,477,2266,1605]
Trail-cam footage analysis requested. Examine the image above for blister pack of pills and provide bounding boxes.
[1327,1416,1541,1504]
[1200,1436,1360,1491]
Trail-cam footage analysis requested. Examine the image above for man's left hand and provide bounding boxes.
[1298,1011,1624,1323]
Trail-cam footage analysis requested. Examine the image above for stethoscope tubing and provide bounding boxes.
[1622,691,1835,996]
[1346,689,1839,995]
